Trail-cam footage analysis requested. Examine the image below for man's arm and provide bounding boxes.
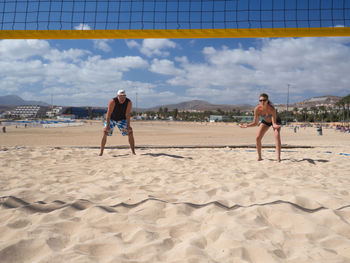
[104,99,115,132]
[126,100,132,129]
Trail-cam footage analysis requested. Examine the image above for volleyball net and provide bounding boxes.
[1,0,349,39]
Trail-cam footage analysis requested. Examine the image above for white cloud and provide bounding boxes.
[93,39,112,52]
[155,38,350,104]
[125,40,140,49]
[44,48,90,62]
[74,23,91,30]
[0,40,150,106]
[0,40,50,60]
[113,56,149,71]
[149,59,184,75]
[1,38,349,107]
[127,39,177,57]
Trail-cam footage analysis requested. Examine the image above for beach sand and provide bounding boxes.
[1,121,350,262]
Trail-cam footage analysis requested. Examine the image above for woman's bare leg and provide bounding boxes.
[273,127,281,162]
[256,124,270,161]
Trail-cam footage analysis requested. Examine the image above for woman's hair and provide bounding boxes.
[259,93,275,109]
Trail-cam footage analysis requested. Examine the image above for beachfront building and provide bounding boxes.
[209,115,223,122]
[61,107,88,119]
[91,108,107,119]
[46,107,63,118]
[232,116,254,122]
[209,115,231,122]
[0,110,11,119]
[58,107,107,119]
[11,105,41,118]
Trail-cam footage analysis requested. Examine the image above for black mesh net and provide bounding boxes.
[1,0,349,31]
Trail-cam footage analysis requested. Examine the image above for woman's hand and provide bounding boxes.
[240,123,248,128]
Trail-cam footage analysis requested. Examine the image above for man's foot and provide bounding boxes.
[257,157,262,161]
[99,152,103,156]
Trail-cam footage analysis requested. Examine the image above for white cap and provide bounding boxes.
[117,89,126,96]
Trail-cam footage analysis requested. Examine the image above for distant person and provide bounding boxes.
[99,90,135,156]
[2,126,6,133]
[240,93,282,162]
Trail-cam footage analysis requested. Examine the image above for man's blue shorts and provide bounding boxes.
[104,119,128,136]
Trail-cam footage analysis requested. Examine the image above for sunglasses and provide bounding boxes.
[259,99,267,102]
[119,95,126,98]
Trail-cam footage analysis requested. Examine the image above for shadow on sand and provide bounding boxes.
[290,158,329,164]
[141,153,193,159]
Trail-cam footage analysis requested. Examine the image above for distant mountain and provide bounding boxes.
[299,95,342,104]
[294,95,342,107]
[140,95,344,113]
[0,95,50,106]
[144,100,253,112]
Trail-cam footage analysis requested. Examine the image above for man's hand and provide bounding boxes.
[240,123,248,128]
[104,125,110,134]
[127,126,133,135]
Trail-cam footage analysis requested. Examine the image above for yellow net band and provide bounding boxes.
[1,27,350,39]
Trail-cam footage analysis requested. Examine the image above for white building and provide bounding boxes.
[11,105,41,118]
[46,106,63,118]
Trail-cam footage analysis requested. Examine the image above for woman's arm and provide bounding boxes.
[240,106,259,128]
[271,107,281,129]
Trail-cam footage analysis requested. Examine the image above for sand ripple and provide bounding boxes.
[1,146,350,262]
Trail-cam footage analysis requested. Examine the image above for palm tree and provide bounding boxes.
[158,107,164,119]
[293,107,299,121]
[217,108,224,115]
[338,94,350,123]
[319,106,326,122]
[172,108,178,120]
[310,106,319,121]
[164,107,169,118]
[301,108,308,122]
[327,106,334,122]
[335,101,344,122]
[343,94,350,122]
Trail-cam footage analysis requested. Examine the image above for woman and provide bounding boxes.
[240,93,282,162]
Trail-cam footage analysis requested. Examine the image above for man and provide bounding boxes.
[99,90,135,156]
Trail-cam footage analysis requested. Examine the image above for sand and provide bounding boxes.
[1,121,350,262]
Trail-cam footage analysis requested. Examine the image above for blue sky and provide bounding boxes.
[0,0,350,108]
[1,37,350,108]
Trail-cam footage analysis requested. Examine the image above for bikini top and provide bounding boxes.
[259,105,273,120]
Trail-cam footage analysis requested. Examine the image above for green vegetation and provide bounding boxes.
[132,107,253,122]
[277,94,350,123]
[132,94,350,123]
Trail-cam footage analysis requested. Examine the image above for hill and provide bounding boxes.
[140,95,343,113]
[144,100,253,112]
[139,95,345,113]
[0,95,50,107]
[295,95,342,106]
